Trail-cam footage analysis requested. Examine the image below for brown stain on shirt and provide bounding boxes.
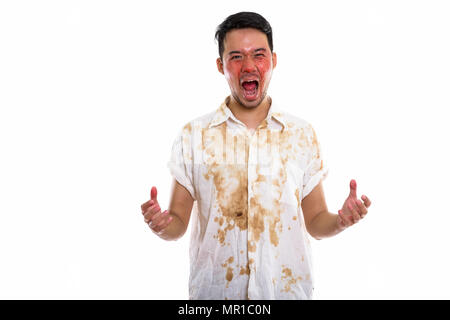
[239,261,250,276]
[213,216,225,226]
[255,174,266,183]
[249,196,269,243]
[269,216,281,247]
[226,267,234,282]
[222,256,234,268]
[282,267,292,278]
[204,117,320,267]
[203,123,249,245]
[266,128,272,145]
[181,123,193,161]
[295,188,300,208]
[281,267,303,293]
[249,191,284,248]
[259,119,268,129]
[216,225,234,244]
[183,122,192,133]
[248,127,294,249]
[272,179,281,193]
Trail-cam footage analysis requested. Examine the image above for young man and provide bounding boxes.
[141,12,371,300]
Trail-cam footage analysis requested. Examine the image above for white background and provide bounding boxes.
[1,0,449,299]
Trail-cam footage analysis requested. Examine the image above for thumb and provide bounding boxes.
[349,179,357,198]
[151,186,158,202]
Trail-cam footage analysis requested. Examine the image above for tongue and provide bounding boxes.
[243,81,257,91]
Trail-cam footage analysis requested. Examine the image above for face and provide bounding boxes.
[217,28,277,109]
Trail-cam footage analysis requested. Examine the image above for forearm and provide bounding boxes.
[157,212,188,241]
[306,210,343,240]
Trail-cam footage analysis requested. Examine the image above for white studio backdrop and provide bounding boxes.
[0,0,449,299]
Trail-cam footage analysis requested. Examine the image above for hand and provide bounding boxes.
[141,186,173,235]
[337,179,372,230]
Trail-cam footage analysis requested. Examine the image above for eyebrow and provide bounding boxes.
[227,48,268,56]
[254,48,267,53]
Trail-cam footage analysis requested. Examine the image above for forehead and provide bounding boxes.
[223,28,270,53]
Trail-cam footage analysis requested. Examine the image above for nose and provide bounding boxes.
[241,56,257,73]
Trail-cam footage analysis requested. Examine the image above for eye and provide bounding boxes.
[230,55,242,60]
[255,53,265,57]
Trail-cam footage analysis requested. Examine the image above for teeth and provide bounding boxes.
[241,80,258,85]
[241,82,259,88]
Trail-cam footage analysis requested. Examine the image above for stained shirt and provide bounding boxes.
[167,96,328,300]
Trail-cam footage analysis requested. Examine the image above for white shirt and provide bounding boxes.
[168,96,328,300]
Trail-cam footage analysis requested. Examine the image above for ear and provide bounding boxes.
[272,52,277,69]
[216,57,224,75]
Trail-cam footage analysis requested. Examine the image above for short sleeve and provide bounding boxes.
[302,124,328,199]
[167,128,196,200]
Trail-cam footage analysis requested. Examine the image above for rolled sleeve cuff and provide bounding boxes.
[167,161,196,201]
[302,168,329,199]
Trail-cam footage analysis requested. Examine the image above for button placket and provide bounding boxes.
[246,128,260,276]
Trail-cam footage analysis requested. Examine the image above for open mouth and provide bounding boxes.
[241,80,259,100]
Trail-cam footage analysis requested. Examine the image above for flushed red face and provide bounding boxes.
[217,28,277,109]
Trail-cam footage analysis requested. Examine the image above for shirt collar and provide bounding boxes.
[208,96,235,128]
[208,96,287,129]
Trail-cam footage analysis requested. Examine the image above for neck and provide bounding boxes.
[227,96,272,130]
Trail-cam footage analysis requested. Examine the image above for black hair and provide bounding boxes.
[215,12,273,60]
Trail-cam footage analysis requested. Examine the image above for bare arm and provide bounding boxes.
[301,182,340,240]
[141,179,194,241]
[301,180,372,240]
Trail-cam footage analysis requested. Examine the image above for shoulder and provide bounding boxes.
[180,110,218,133]
[273,109,324,152]
[172,109,219,148]
[274,109,315,133]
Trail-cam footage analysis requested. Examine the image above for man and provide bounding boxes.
[141,12,371,300]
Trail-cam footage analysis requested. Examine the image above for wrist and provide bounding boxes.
[156,214,185,241]
[335,213,347,233]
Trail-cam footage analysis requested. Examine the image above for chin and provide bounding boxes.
[242,93,267,108]
[231,90,267,109]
